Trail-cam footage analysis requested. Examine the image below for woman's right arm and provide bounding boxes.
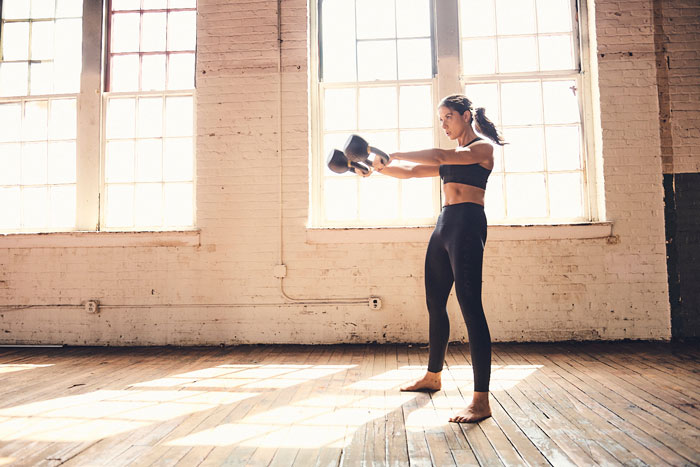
[376,162,439,179]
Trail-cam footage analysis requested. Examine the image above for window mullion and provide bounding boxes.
[75,0,103,231]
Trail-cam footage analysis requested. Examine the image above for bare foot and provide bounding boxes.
[400,371,441,392]
[449,392,491,423]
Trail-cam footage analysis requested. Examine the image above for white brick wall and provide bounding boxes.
[0,0,674,345]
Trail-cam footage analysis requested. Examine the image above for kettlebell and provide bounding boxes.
[326,149,371,175]
[343,134,390,166]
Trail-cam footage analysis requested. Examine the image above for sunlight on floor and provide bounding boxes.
[0,362,542,447]
[0,364,53,375]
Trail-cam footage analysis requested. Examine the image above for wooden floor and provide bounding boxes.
[0,342,698,466]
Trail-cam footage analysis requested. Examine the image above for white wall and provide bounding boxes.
[0,0,672,345]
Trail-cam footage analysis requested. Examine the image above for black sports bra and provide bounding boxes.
[439,137,492,190]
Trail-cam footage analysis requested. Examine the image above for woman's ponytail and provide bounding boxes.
[474,107,506,146]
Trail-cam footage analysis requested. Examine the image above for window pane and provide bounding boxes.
[462,38,496,75]
[503,127,544,172]
[53,19,83,93]
[136,139,163,182]
[2,1,30,19]
[56,0,84,18]
[0,63,29,97]
[135,183,163,226]
[324,178,357,221]
[321,0,356,82]
[0,187,21,229]
[167,11,196,51]
[31,0,56,18]
[143,0,168,9]
[106,184,134,227]
[106,98,136,139]
[484,173,504,220]
[167,53,195,90]
[23,101,49,141]
[2,22,29,60]
[539,34,574,71]
[163,182,193,226]
[105,141,135,183]
[495,0,536,35]
[460,0,495,37]
[0,103,22,142]
[49,185,76,228]
[396,0,430,38]
[359,130,397,155]
[505,173,546,218]
[399,85,432,129]
[537,0,572,33]
[47,141,76,184]
[165,96,193,136]
[498,36,537,73]
[545,125,580,171]
[359,176,399,220]
[111,54,140,92]
[401,177,434,219]
[399,129,433,151]
[31,21,54,60]
[324,88,356,131]
[30,62,54,95]
[358,87,397,130]
[356,0,395,40]
[397,38,431,80]
[22,186,49,228]
[0,144,21,185]
[548,172,583,218]
[169,0,196,7]
[357,40,396,81]
[543,80,579,124]
[142,54,167,91]
[501,81,542,126]
[49,99,77,140]
[112,13,140,53]
[142,12,167,52]
[138,97,164,138]
[163,137,193,181]
[112,0,141,10]
[465,83,500,124]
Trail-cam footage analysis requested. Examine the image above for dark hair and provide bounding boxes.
[438,94,506,146]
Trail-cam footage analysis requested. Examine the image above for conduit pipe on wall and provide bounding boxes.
[275,0,368,306]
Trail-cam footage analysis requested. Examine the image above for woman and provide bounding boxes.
[361,94,505,423]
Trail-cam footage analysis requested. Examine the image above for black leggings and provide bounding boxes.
[425,202,491,392]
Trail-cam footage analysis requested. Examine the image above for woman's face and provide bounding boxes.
[438,105,470,141]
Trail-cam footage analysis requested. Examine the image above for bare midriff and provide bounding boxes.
[443,182,485,207]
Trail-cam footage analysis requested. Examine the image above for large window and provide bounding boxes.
[313,0,590,226]
[460,0,587,223]
[104,0,197,229]
[315,0,439,227]
[0,0,196,234]
[0,0,82,231]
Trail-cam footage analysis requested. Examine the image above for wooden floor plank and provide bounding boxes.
[0,343,698,467]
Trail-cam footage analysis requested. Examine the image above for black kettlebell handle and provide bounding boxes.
[369,146,390,166]
[349,160,371,175]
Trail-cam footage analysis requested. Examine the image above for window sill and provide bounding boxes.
[307,222,614,243]
[0,230,201,249]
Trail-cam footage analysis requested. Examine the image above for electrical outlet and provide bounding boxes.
[368,297,382,310]
[85,300,99,314]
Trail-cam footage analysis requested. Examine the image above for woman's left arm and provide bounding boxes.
[391,144,492,166]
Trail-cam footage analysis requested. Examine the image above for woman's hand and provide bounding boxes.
[372,154,390,172]
[353,167,372,177]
